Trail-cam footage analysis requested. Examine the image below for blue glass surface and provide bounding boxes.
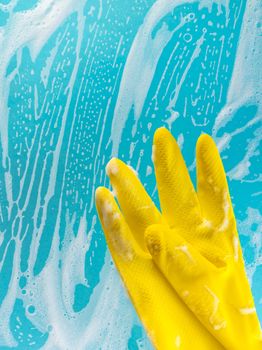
[0,0,261,348]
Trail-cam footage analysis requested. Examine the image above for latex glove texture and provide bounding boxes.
[96,127,261,350]
[146,128,261,350]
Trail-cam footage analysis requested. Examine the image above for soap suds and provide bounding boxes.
[175,335,181,348]
[174,245,195,264]
[239,307,256,315]
[106,159,119,176]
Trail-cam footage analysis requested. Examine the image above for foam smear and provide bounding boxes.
[214,0,262,169]
[0,0,85,163]
[213,0,261,290]
[110,0,231,154]
[0,0,261,348]
[0,0,140,347]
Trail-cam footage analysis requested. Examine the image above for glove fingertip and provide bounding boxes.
[95,187,120,230]
[106,157,121,177]
[95,186,110,209]
[153,127,171,142]
[196,133,218,161]
[153,127,174,159]
[145,224,165,258]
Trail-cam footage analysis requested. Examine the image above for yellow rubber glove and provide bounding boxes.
[95,148,224,347]
[144,128,261,350]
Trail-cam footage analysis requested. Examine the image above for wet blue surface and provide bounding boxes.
[0,0,261,348]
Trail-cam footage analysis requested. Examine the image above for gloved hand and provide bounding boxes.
[95,149,223,347]
[96,127,261,349]
[145,128,261,349]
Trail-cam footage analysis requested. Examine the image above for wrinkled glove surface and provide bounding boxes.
[96,127,261,349]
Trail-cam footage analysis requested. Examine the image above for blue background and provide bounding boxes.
[0,0,261,348]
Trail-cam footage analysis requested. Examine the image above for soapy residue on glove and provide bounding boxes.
[0,0,261,348]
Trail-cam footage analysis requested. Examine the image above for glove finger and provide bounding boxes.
[146,224,262,349]
[95,187,145,265]
[106,158,163,250]
[145,224,222,331]
[196,134,234,227]
[145,224,213,283]
[96,195,225,350]
[153,127,201,229]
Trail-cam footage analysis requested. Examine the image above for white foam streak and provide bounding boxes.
[111,0,225,154]
[0,0,85,164]
[213,0,262,172]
